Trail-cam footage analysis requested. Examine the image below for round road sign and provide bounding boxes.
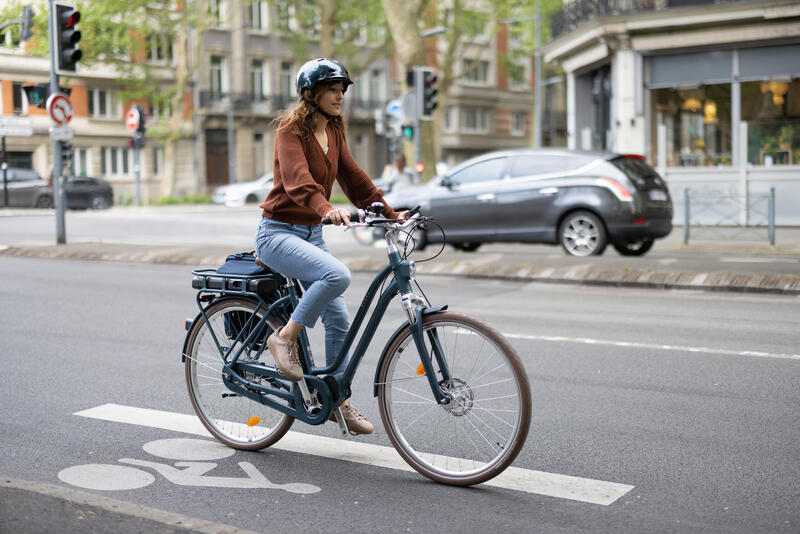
[126,107,141,132]
[46,92,74,126]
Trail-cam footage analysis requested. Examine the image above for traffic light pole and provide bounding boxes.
[413,69,423,183]
[48,0,66,244]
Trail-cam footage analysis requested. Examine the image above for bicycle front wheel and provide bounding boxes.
[377,312,531,486]
[185,298,294,450]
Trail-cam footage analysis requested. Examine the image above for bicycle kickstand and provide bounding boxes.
[333,406,349,436]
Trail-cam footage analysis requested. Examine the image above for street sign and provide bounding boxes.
[126,107,141,132]
[0,116,34,136]
[49,125,74,141]
[46,92,74,126]
[385,99,403,120]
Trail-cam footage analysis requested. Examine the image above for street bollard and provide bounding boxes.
[683,188,690,245]
[768,186,775,247]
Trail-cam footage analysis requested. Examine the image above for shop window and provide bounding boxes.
[742,80,799,166]
[651,84,732,167]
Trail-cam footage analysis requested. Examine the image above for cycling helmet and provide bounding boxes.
[296,58,353,98]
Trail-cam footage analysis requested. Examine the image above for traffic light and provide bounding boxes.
[402,124,414,140]
[54,2,81,73]
[420,68,438,120]
[21,6,35,42]
[60,141,73,174]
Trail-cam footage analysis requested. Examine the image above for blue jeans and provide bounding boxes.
[255,217,350,367]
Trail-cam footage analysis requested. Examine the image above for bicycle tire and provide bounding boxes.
[185,297,295,450]
[376,311,531,486]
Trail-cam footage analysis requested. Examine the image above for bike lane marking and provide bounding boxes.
[500,333,800,361]
[75,403,634,506]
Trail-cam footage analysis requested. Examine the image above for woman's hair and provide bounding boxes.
[274,81,346,138]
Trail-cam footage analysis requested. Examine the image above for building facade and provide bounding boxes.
[544,0,800,224]
[1,1,538,202]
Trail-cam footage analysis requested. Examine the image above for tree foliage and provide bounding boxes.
[267,0,391,76]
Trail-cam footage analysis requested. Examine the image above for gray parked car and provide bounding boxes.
[384,149,673,256]
[0,168,114,209]
[0,168,51,208]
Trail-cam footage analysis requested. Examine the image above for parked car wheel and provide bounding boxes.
[559,211,607,256]
[452,242,481,252]
[35,194,54,209]
[90,195,111,210]
[613,238,654,256]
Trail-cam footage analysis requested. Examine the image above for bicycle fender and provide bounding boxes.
[181,310,205,363]
[372,305,448,397]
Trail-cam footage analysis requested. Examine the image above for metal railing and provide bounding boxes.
[683,187,776,246]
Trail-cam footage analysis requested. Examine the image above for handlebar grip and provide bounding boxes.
[321,209,361,225]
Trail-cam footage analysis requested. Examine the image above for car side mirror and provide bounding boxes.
[440,176,457,190]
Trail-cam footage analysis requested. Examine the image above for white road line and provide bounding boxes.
[501,333,800,361]
[74,403,634,506]
[720,257,799,264]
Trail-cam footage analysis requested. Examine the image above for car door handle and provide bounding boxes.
[539,187,558,195]
[476,193,495,201]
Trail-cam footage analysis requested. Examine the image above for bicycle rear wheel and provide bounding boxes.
[377,312,531,486]
[185,298,294,450]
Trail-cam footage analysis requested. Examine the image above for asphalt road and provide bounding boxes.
[1,256,798,533]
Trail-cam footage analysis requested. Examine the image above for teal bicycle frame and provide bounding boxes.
[185,218,452,427]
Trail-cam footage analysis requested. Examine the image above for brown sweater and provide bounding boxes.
[259,122,398,225]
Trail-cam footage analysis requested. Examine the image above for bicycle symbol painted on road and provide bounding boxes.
[57,437,321,495]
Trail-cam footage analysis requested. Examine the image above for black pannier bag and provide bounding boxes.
[223,309,267,351]
[217,252,273,351]
[216,251,270,276]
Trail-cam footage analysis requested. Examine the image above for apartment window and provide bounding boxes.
[152,147,164,175]
[209,0,222,24]
[76,148,89,176]
[461,107,489,133]
[370,69,384,104]
[147,34,173,62]
[444,106,455,132]
[249,1,267,30]
[280,61,294,97]
[277,3,291,31]
[462,59,490,84]
[210,56,224,95]
[510,62,528,90]
[88,89,121,120]
[12,83,25,114]
[251,59,265,100]
[100,147,130,176]
[511,111,526,136]
[149,100,173,121]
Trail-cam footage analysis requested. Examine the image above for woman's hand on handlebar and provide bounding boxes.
[324,208,352,226]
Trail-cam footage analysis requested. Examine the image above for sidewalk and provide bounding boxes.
[1,224,798,294]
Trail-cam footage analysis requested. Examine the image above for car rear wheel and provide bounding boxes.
[452,242,481,252]
[35,194,54,209]
[613,238,654,256]
[90,195,110,210]
[559,211,607,256]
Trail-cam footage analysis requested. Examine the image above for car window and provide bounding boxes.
[9,169,40,181]
[508,155,567,178]
[448,157,507,185]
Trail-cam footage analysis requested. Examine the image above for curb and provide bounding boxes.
[2,244,799,296]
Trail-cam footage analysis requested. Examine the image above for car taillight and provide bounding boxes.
[596,177,633,201]
[623,154,646,161]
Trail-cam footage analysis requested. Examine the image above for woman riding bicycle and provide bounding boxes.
[255,58,403,435]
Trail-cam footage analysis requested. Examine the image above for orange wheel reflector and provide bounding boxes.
[246,416,261,427]
[416,363,426,376]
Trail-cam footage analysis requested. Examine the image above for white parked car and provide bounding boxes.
[212,173,273,206]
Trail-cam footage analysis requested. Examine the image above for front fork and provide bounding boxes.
[401,294,453,405]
